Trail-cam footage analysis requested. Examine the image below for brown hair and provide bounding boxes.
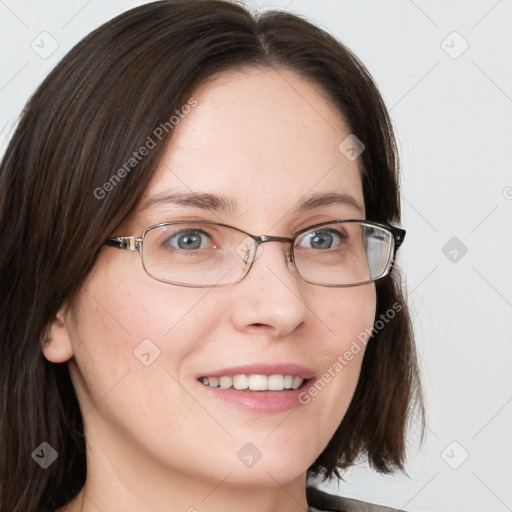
[0,1,423,510]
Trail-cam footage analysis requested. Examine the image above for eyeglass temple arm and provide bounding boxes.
[105,236,141,251]
[388,226,406,249]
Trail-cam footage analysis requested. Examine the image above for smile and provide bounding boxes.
[199,374,305,391]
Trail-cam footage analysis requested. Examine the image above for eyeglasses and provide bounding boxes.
[105,220,405,288]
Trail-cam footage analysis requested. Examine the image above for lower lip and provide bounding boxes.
[196,380,311,413]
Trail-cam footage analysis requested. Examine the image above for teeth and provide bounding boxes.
[291,376,303,389]
[267,374,284,390]
[200,374,305,391]
[233,375,249,390]
[219,376,232,389]
[208,376,219,387]
[249,374,267,390]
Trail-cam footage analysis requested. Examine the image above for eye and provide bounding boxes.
[164,229,212,250]
[298,228,345,250]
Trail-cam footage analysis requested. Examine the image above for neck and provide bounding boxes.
[61,473,310,512]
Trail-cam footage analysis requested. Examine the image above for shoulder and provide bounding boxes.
[307,486,409,512]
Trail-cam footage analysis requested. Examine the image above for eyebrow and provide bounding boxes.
[140,190,364,216]
[140,191,239,213]
[294,191,364,216]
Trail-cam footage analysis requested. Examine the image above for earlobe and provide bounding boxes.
[41,304,75,363]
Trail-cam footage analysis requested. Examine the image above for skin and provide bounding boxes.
[45,67,376,512]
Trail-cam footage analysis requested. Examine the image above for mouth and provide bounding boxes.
[195,364,315,412]
[198,374,310,391]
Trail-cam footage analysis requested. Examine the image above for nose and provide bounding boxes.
[229,241,310,338]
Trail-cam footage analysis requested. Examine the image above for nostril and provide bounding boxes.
[251,323,265,328]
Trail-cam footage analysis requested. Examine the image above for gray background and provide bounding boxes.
[1,1,511,510]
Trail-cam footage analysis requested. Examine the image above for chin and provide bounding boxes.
[196,436,318,487]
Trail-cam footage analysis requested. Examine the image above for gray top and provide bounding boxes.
[307,486,407,512]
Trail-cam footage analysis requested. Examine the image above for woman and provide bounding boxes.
[0,1,423,511]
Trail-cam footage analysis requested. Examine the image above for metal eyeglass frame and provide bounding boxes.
[105,219,406,288]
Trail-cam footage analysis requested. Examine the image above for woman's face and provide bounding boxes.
[49,67,376,490]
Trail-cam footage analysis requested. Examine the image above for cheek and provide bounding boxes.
[326,283,376,331]
[319,282,376,362]
[67,277,230,468]
[301,284,376,434]
[66,260,227,415]
[75,260,222,351]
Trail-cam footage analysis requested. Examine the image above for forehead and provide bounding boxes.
[138,67,364,226]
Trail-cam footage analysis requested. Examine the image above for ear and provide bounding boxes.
[41,303,75,363]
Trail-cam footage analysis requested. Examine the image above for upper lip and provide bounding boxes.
[197,363,316,380]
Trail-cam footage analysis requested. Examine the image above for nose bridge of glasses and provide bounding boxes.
[245,235,295,269]
[255,234,294,244]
